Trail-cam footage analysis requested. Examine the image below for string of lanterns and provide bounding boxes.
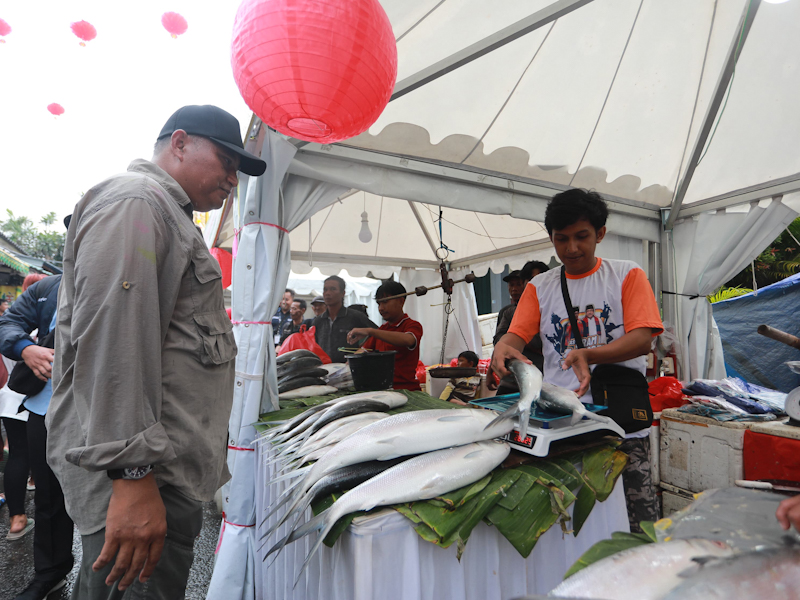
[0,12,189,116]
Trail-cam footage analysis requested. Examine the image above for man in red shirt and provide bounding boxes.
[347,281,423,390]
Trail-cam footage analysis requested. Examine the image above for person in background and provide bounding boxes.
[0,353,33,542]
[0,273,72,600]
[347,281,423,390]
[310,296,326,317]
[440,350,481,405]
[272,288,295,345]
[313,275,375,363]
[0,297,9,316]
[491,189,663,533]
[493,260,549,395]
[495,269,525,339]
[279,298,312,344]
[46,104,263,599]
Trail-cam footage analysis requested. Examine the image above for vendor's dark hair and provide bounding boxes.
[544,189,608,235]
[458,350,479,367]
[293,298,307,310]
[376,280,406,299]
[324,275,346,292]
[521,261,549,280]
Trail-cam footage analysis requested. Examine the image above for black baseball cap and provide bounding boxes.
[502,270,523,282]
[157,105,267,177]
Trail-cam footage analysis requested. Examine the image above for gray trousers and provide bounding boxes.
[71,485,203,600]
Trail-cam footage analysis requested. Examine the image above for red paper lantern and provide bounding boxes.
[162,12,188,38]
[231,0,397,144]
[0,18,11,43]
[47,103,65,116]
[70,20,96,46]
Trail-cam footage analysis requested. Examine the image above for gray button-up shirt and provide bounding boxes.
[46,159,237,535]
[312,307,376,363]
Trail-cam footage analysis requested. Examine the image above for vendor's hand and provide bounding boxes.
[346,328,372,345]
[21,345,55,381]
[93,474,167,591]
[490,342,531,380]
[776,494,800,532]
[561,348,591,397]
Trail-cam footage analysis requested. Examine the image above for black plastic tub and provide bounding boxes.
[345,351,397,391]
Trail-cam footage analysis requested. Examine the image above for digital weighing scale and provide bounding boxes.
[470,393,627,457]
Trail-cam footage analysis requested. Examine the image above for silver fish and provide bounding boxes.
[278,377,327,394]
[278,385,338,400]
[269,409,514,537]
[276,349,320,365]
[486,360,543,439]
[549,538,734,599]
[277,440,511,585]
[539,382,611,426]
[276,356,324,378]
[663,546,800,600]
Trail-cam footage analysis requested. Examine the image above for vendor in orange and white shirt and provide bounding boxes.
[491,188,663,532]
[347,281,423,391]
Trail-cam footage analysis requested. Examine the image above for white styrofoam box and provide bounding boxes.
[477,313,498,347]
[662,490,694,517]
[481,344,494,360]
[659,409,753,493]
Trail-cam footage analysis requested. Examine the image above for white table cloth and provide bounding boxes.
[255,442,629,600]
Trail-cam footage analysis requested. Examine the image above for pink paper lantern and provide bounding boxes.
[231,0,397,144]
[162,12,188,38]
[71,20,97,46]
[47,103,65,116]
[0,18,11,43]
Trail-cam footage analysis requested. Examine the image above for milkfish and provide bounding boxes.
[278,368,329,386]
[276,349,320,365]
[278,385,338,400]
[273,440,511,585]
[278,377,328,394]
[292,413,388,461]
[298,391,406,441]
[486,359,543,439]
[277,356,324,378]
[548,538,734,599]
[538,382,612,426]
[662,546,800,600]
[267,408,515,537]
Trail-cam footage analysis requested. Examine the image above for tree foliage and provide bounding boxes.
[725,216,800,289]
[0,210,65,262]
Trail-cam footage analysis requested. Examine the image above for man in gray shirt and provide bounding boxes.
[46,105,266,599]
[312,275,376,363]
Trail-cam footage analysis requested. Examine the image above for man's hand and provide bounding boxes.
[93,474,167,590]
[561,348,592,397]
[346,328,373,345]
[21,345,55,381]
[490,339,531,380]
[776,494,800,532]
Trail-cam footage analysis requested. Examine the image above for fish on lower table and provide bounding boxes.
[277,356,324,378]
[278,385,338,400]
[278,377,328,394]
[549,538,734,600]
[276,349,320,365]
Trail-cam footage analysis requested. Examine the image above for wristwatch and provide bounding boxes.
[107,465,153,480]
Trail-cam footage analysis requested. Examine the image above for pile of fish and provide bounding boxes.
[276,350,337,399]
[548,538,800,599]
[259,390,516,585]
[325,363,354,390]
[487,359,614,439]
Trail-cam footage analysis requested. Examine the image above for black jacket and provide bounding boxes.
[0,275,61,361]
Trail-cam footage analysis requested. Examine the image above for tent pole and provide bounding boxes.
[664,0,762,231]
[407,201,441,258]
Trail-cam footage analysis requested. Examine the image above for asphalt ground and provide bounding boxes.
[0,452,222,600]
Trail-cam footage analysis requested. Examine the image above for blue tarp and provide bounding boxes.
[713,273,800,392]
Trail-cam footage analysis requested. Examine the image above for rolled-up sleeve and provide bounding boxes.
[66,197,182,471]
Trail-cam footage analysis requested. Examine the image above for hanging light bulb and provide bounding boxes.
[358,211,372,243]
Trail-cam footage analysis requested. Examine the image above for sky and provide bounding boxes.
[0,0,251,228]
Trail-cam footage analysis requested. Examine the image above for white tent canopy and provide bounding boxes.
[207,1,800,598]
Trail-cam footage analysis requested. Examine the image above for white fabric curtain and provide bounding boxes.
[399,267,482,366]
[207,130,348,600]
[671,198,797,381]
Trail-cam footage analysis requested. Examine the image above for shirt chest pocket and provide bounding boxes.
[190,244,237,365]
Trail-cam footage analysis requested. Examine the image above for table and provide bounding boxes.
[255,442,629,600]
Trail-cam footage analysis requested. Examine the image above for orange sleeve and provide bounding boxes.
[621,268,664,336]
[507,283,540,343]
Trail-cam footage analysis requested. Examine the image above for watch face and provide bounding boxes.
[124,466,152,480]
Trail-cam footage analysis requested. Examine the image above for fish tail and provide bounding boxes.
[569,411,584,426]
[484,405,522,432]
[269,464,311,485]
[518,407,531,440]
[582,411,610,425]
[294,512,340,588]
[258,487,296,528]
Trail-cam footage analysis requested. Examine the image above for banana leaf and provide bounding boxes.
[571,484,596,537]
[562,532,651,579]
[486,481,560,558]
[581,446,628,502]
